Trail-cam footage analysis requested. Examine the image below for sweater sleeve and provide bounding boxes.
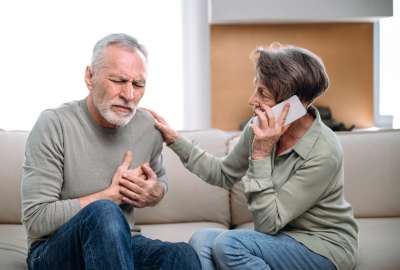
[21,110,80,240]
[168,126,252,190]
[242,154,340,234]
[149,136,168,192]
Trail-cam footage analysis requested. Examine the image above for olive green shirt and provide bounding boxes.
[169,108,358,270]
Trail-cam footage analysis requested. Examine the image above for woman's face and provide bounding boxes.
[248,78,276,114]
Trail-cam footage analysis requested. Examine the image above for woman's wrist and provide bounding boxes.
[252,153,268,160]
[252,140,273,160]
[251,150,272,160]
[165,133,180,145]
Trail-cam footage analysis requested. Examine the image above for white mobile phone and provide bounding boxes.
[253,95,307,126]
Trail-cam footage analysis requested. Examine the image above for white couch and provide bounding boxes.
[0,128,399,270]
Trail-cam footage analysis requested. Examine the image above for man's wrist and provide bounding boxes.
[155,182,165,198]
[79,189,110,208]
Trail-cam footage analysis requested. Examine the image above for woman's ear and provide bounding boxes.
[84,66,94,91]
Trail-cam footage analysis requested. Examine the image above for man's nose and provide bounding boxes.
[120,84,134,101]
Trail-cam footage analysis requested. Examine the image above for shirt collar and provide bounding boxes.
[290,106,322,159]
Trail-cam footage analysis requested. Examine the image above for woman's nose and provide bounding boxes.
[248,91,257,106]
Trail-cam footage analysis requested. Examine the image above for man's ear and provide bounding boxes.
[85,66,94,91]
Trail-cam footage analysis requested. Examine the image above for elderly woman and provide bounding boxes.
[148,44,358,270]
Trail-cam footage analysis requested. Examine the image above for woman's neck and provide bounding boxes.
[277,112,315,155]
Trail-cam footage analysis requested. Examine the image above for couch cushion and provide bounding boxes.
[0,130,28,223]
[139,222,228,243]
[0,224,28,270]
[355,218,400,270]
[135,129,231,226]
[338,129,400,218]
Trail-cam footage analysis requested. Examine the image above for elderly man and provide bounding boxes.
[21,33,201,270]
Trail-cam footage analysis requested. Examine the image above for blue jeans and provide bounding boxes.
[189,228,336,270]
[27,200,201,270]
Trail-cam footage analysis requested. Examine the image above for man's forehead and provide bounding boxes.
[99,46,147,78]
[103,44,146,61]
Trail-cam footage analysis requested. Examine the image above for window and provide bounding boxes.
[0,0,183,130]
[376,0,400,128]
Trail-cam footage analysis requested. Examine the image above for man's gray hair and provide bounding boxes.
[91,33,147,71]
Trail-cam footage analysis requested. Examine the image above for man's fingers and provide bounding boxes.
[120,151,133,171]
[120,185,141,201]
[124,167,146,180]
[123,173,148,188]
[112,151,133,185]
[121,196,135,205]
[122,196,146,208]
[142,164,157,180]
[120,179,144,194]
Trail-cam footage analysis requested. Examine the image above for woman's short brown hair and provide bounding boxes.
[253,43,329,104]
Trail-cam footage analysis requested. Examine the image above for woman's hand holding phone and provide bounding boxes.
[250,95,307,160]
[251,102,291,160]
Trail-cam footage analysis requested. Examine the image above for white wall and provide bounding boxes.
[182,0,211,129]
[180,0,393,130]
[0,0,184,131]
[209,0,393,24]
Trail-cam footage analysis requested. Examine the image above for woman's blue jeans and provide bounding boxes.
[27,200,201,270]
[189,228,336,270]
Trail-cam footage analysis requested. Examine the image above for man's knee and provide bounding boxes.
[174,242,197,256]
[172,242,201,266]
[81,200,129,236]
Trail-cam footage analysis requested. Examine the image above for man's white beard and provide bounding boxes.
[93,94,137,127]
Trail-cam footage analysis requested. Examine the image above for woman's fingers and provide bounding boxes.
[254,108,269,129]
[141,108,179,144]
[250,123,263,138]
[261,104,275,128]
[154,121,173,137]
[142,107,167,124]
[277,103,290,127]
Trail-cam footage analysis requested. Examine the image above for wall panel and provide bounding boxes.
[211,23,373,130]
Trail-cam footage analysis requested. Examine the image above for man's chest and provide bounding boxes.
[60,134,154,199]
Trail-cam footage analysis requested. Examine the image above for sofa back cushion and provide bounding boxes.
[338,129,400,218]
[0,130,28,223]
[135,129,231,226]
[230,129,400,227]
